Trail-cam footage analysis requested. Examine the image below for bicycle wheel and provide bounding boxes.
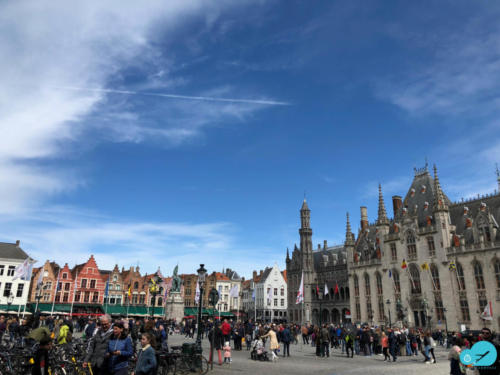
[174,356,191,375]
[195,355,209,375]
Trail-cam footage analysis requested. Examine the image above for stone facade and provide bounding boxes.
[286,201,350,325]
[347,164,500,331]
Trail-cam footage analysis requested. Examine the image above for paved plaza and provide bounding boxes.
[168,334,452,375]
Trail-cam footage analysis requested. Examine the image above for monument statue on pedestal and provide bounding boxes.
[166,265,184,322]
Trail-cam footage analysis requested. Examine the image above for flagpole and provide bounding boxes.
[51,270,61,316]
[70,271,78,318]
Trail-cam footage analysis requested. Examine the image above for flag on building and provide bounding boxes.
[218,285,222,298]
[36,268,44,288]
[480,301,493,320]
[13,258,30,281]
[296,272,304,304]
[316,284,319,296]
[388,269,392,278]
[334,282,339,295]
[73,272,78,298]
[127,284,132,299]
[55,270,62,292]
[420,262,429,271]
[195,280,200,305]
[251,289,255,301]
[324,282,329,296]
[401,259,407,269]
[267,287,273,304]
[449,260,456,271]
[104,281,109,298]
[229,284,239,298]
[345,309,351,319]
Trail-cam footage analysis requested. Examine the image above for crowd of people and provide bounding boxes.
[0,312,499,375]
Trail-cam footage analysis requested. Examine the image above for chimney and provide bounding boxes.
[360,206,368,230]
[16,240,20,247]
[253,271,257,280]
[260,270,263,277]
[323,240,328,250]
[392,196,402,216]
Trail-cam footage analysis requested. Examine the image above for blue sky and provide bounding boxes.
[1,0,500,278]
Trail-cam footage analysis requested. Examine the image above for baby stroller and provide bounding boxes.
[250,338,269,361]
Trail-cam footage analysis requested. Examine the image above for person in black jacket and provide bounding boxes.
[208,322,223,366]
[477,328,500,375]
[32,337,52,375]
[281,325,291,357]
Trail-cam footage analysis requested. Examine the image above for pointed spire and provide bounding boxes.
[433,164,448,212]
[286,247,290,260]
[345,212,354,246]
[377,184,389,225]
[496,163,500,191]
[301,198,309,211]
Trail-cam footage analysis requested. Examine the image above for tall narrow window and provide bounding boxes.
[460,298,470,321]
[364,274,371,296]
[406,231,417,259]
[409,264,421,294]
[495,259,500,289]
[355,299,361,321]
[16,283,24,297]
[376,272,383,295]
[427,237,436,257]
[378,297,385,321]
[456,262,466,290]
[390,243,397,261]
[473,262,485,290]
[392,269,401,293]
[354,275,359,297]
[430,264,440,290]
[435,296,445,321]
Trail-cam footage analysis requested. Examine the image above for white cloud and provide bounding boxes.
[376,8,500,117]
[0,0,282,214]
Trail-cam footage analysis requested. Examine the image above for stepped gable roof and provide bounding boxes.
[313,244,346,268]
[449,193,500,240]
[0,241,29,260]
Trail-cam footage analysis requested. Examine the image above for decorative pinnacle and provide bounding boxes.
[345,212,354,245]
[433,164,448,211]
[377,184,389,225]
[286,247,290,260]
[496,163,500,191]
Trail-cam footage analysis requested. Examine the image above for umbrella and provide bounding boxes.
[28,327,51,342]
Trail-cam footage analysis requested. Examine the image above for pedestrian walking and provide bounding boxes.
[281,325,291,357]
[223,341,232,364]
[261,326,279,362]
[381,332,390,361]
[83,314,113,375]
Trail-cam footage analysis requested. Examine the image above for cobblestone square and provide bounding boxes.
[169,334,452,375]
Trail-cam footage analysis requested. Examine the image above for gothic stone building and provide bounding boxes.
[286,200,350,325]
[347,165,500,331]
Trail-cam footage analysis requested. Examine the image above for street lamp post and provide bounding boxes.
[7,293,14,315]
[386,299,391,327]
[148,274,163,319]
[196,264,207,353]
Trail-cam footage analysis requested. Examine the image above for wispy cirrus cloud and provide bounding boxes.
[0,0,283,214]
[376,6,500,117]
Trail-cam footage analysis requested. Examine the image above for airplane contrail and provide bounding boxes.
[52,86,290,106]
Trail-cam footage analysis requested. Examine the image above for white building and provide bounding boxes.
[254,264,288,322]
[0,241,35,313]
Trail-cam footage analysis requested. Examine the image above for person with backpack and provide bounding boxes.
[345,330,354,358]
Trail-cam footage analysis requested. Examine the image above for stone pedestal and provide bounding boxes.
[166,292,184,322]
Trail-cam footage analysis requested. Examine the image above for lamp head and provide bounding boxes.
[197,264,207,283]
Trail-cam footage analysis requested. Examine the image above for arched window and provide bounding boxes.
[495,259,500,289]
[134,281,139,289]
[375,272,383,295]
[456,262,466,290]
[345,287,350,298]
[158,297,163,306]
[409,264,421,294]
[406,231,417,259]
[430,264,440,290]
[340,287,345,300]
[354,275,359,297]
[364,273,371,296]
[392,269,401,294]
[474,262,485,290]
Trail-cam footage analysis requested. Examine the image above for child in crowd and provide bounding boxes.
[245,333,252,350]
[223,341,232,364]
